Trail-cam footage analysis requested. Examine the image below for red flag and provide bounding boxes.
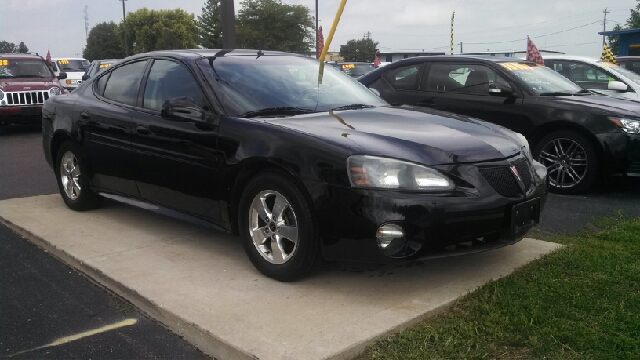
[526,38,544,65]
[374,55,381,67]
[45,50,52,66]
[317,26,324,59]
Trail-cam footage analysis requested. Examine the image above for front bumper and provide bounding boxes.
[0,105,43,125]
[309,157,548,263]
[627,134,640,175]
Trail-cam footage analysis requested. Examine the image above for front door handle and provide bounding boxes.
[80,112,90,120]
[135,126,151,135]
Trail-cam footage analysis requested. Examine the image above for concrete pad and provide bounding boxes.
[0,195,561,360]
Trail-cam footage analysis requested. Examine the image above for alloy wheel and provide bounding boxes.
[538,137,588,189]
[59,151,82,200]
[248,190,299,265]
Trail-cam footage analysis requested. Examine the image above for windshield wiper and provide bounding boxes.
[238,107,317,118]
[574,89,593,95]
[331,104,375,111]
[539,91,575,96]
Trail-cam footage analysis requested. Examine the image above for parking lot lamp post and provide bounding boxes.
[120,0,129,56]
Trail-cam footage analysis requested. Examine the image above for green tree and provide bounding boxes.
[83,22,125,61]
[607,0,640,54]
[236,0,315,53]
[197,0,222,49]
[17,42,29,53]
[339,38,379,62]
[119,8,198,54]
[0,41,16,53]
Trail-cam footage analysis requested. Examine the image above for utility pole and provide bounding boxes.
[84,5,89,42]
[220,0,236,49]
[119,0,128,56]
[459,42,463,54]
[364,31,372,40]
[603,8,610,46]
[316,0,319,59]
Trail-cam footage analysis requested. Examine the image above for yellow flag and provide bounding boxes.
[601,44,617,65]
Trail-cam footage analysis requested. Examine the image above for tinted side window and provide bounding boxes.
[426,64,508,95]
[103,61,148,106]
[96,73,110,96]
[566,62,619,90]
[383,64,423,90]
[143,60,204,111]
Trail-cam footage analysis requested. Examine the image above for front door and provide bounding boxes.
[130,59,222,222]
[413,63,526,134]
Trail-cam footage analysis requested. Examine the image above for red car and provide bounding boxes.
[0,53,66,128]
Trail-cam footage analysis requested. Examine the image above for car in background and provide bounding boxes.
[359,56,640,194]
[331,61,375,78]
[82,59,120,81]
[42,49,547,281]
[0,53,65,128]
[615,56,640,75]
[51,57,90,91]
[543,55,640,100]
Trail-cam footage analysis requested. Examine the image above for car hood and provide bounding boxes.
[549,94,640,116]
[267,106,523,165]
[0,77,60,91]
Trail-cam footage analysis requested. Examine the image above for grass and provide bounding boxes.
[357,216,640,360]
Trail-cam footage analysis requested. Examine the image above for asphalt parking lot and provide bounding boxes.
[1,125,638,358]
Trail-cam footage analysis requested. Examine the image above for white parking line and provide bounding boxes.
[7,318,137,358]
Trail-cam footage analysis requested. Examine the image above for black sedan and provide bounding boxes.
[359,56,640,194]
[42,50,547,281]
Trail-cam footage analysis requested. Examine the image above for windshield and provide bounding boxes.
[199,56,386,116]
[339,63,376,77]
[500,62,582,95]
[598,60,640,85]
[0,58,53,78]
[56,59,90,72]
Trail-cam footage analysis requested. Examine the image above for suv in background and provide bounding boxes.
[331,61,375,78]
[51,57,90,91]
[359,56,640,193]
[616,56,640,76]
[543,55,640,100]
[0,53,65,128]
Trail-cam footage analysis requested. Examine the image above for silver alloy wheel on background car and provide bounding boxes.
[538,137,588,189]
[248,190,299,265]
[60,151,82,200]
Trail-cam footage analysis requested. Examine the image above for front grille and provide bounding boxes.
[479,167,520,197]
[514,159,533,191]
[4,90,50,106]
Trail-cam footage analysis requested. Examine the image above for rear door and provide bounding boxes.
[369,62,425,105]
[78,60,149,196]
[129,58,222,221]
[414,62,526,134]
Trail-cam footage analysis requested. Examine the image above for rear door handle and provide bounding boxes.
[135,126,151,135]
[80,112,90,120]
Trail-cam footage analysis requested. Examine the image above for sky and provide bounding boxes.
[0,0,637,58]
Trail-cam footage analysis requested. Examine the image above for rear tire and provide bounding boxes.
[238,171,323,281]
[55,141,103,211]
[533,130,598,194]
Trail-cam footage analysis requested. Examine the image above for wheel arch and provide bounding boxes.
[50,130,74,174]
[529,121,605,163]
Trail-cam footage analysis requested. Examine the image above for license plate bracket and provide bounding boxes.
[511,198,540,235]
[21,107,41,116]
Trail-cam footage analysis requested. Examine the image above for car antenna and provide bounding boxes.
[256,49,264,59]
[208,49,233,67]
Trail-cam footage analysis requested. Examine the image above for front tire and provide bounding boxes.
[238,171,323,281]
[533,130,598,194]
[55,141,103,211]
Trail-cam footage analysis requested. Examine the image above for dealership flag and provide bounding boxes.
[45,50,52,66]
[601,43,617,64]
[526,38,544,65]
[317,26,324,59]
[374,55,380,67]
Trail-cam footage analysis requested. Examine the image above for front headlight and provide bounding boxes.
[0,89,4,101]
[347,155,455,191]
[49,87,61,97]
[609,117,640,134]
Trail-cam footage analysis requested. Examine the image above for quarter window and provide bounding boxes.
[143,60,204,111]
[102,61,148,106]
[383,64,423,90]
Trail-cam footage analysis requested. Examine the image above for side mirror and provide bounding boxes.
[489,83,514,96]
[608,81,628,92]
[161,97,204,122]
[82,74,90,81]
[57,72,68,80]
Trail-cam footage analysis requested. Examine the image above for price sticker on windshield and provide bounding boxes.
[342,64,355,69]
[99,63,112,69]
[57,60,70,65]
[500,62,532,71]
[0,60,8,66]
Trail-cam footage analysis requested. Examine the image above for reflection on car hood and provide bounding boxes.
[0,78,59,91]
[551,93,640,116]
[267,106,522,165]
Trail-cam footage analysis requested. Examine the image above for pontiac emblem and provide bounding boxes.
[510,166,521,182]
[510,165,527,193]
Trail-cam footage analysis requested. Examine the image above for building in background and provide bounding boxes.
[599,28,640,56]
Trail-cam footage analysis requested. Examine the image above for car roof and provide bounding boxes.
[0,53,44,59]
[615,56,640,60]
[542,55,601,62]
[123,49,302,62]
[333,61,373,64]
[52,57,87,60]
[387,55,534,64]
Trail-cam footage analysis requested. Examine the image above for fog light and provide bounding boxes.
[376,224,405,249]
